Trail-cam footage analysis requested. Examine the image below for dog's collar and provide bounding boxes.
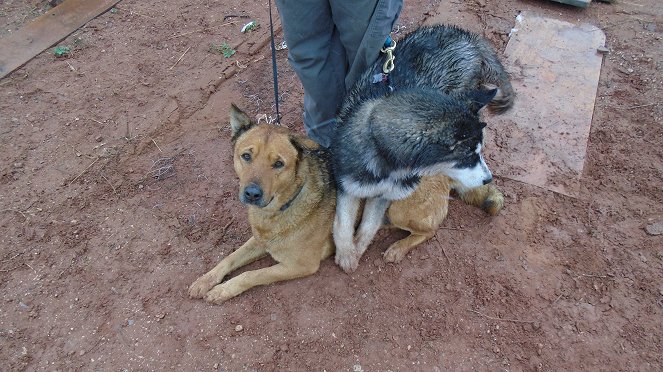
[279,185,304,212]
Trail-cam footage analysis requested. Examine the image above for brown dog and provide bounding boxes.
[189,105,503,303]
[188,104,336,304]
[383,176,503,263]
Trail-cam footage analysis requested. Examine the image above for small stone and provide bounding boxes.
[213,363,219,369]
[13,162,24,168]
[234,325,243,332]
[279,344,288,352]
[79,350,85,356]
[156,313,165,319]
[493,346,500,353]
[95,135,103,142]
[644,223,663,236]
[644,23,657,32]
[597,46,610,54]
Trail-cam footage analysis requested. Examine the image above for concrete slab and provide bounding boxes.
[550,0,590,8]
[484,12,606,196]
[0,0,120,79]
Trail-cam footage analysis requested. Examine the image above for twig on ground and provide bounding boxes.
[1,250,25,263]
[0,264,23,273]
[24,262,36,273]
[100,174,117,193]
[165,21,237,40]
[439,226,470,232]
[433,234,451,264]
[467,309,536,324]
[69,157,100,185]
[223,14,250,21]
[219,217,235,238]
[170,46,192,70]
[151,138,163,153]
[625,102,657,110]
[1,209,27,220]
[89,117,104,125]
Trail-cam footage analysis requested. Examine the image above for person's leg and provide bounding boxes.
[274,0,346,147]
[331,0,403,89]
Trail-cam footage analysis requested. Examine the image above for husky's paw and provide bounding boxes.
[189,274,218,299]
[335,250,360,273]
[204,284,237,304]
[383,246,407,263]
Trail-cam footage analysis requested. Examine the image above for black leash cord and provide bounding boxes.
[268,0,281,124]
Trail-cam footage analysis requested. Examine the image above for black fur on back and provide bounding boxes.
[338,24,514,125]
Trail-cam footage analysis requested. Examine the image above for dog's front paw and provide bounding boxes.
[189,274,218,299]
[204,284,237,304]
[335,250,360,273]
[383,246,407,263]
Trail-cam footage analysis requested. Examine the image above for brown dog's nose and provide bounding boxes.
[243,183,263,204]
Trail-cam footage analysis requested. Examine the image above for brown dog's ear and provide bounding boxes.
[230,103,254,141]
[289,134,321,154]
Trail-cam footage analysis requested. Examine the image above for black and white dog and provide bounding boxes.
[330,25,514,272]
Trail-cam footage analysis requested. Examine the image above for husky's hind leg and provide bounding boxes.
[353,197,391,261]
[334,191,361,272]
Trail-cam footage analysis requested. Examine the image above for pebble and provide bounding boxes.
[234,325,243,332]
[644,223,663,236]
[597,46,610,54]
[13,162,24,168]
[95,135,103,142]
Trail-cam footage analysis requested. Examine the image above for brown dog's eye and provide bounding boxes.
[273,160,284,169]
[241,153,251,161]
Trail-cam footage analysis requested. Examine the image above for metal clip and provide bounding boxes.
[381,38,397,74]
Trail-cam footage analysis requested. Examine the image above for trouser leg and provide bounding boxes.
[274,0,345,147]
[274,0,402,147]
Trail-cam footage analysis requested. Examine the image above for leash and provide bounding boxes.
[372,36,397,91]
[268,0,281,124]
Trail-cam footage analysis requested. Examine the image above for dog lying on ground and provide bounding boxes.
[189,104,503,303]
[188,104,336,304]
[331,24,515,272]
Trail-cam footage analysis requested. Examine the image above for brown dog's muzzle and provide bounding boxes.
[240,182,265,207]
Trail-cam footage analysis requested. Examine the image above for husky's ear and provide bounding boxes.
[468,88,498,113]
[289,134,321,154]
[230,103,255,141]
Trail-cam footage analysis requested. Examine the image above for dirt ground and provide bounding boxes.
[1,0,662,370]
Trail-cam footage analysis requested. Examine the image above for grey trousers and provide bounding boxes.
[274,0,403,147]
